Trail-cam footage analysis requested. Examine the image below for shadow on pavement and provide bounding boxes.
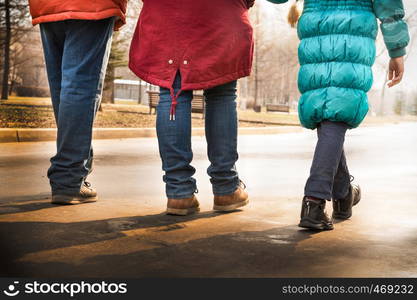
[0,193,51,215]
[0,210,232,276]
[1,223,320,278]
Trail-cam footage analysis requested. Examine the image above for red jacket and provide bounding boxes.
[129,0,255,119]
[29,0,127,30]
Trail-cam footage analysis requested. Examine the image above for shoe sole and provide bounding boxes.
[51,195,98,205]
[332,212,352,219]
[166,206,200,216]
[332,186,362,220]
[213,199,249,212]
[298,219,334,231]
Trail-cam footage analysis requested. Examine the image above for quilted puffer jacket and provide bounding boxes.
[269,0,410,129]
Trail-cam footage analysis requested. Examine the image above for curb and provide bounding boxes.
[0,126,302,143]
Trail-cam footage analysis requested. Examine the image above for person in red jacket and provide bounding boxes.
[28,0,127,204]
[129,0,255,215]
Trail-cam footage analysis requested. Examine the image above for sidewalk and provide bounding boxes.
[1,123,416,277]
[0,126,303,143]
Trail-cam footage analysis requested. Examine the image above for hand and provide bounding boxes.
[387,56,404,88]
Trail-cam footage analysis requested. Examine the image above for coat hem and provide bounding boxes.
[31,9,126,30]
[128,63,251,90]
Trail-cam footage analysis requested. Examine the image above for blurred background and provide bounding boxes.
[1,0,416,128]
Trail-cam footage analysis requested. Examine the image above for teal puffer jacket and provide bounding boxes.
[268,0,410,129]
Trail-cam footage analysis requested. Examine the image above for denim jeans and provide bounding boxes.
[304,121,351,200]
[40,18,114,194]
[157,74,240,199]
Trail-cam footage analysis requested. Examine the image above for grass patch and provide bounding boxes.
[5,97,414,129]
[0,103,269,128]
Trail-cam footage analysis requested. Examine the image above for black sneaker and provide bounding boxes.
[52,181,98,205]
[332,184,361,219]
[298,197,334,231]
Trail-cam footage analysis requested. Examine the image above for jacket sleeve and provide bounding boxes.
[373,0,410,58]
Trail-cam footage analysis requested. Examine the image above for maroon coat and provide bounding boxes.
[129,0,255,119]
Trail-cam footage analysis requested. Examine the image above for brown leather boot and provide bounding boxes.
[166,195,200,216]
[213,184,249,212]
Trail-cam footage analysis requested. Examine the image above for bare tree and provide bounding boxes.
[242,2,299,111]
[1,0,11,100]
[102,0,143,105]
[102,32,129,104]
[0,0,30,100]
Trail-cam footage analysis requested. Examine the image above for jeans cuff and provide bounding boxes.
[305,193,332,201]
[212,181,239,196]
[52,188,80,196]
[166,186,197,199]
[305,178,333,200]
[166,192,195,199]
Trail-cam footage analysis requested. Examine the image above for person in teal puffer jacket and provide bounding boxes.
[268,0,409,230]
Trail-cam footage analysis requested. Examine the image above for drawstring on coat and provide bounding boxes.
[169,87,182,121]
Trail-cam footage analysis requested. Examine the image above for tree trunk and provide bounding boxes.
[110,80,115,104]
[253,6,260,111]
[1,0,11,100]
[138,79,142,104]
[102,67,114,104]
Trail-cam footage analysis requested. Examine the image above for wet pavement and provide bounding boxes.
[0,123,416,278]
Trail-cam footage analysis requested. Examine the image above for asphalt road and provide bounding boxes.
[1,123,416,278]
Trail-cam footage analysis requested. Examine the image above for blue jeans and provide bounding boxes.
[157,74,240,199]
[40,18,114,194]
[304,121,351,200]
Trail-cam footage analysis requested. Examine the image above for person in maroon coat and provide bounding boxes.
[129,0,255,215]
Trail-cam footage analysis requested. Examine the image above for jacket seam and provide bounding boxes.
[300,61,373,68]
[300,33,376,41]
[301,86,368,94]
